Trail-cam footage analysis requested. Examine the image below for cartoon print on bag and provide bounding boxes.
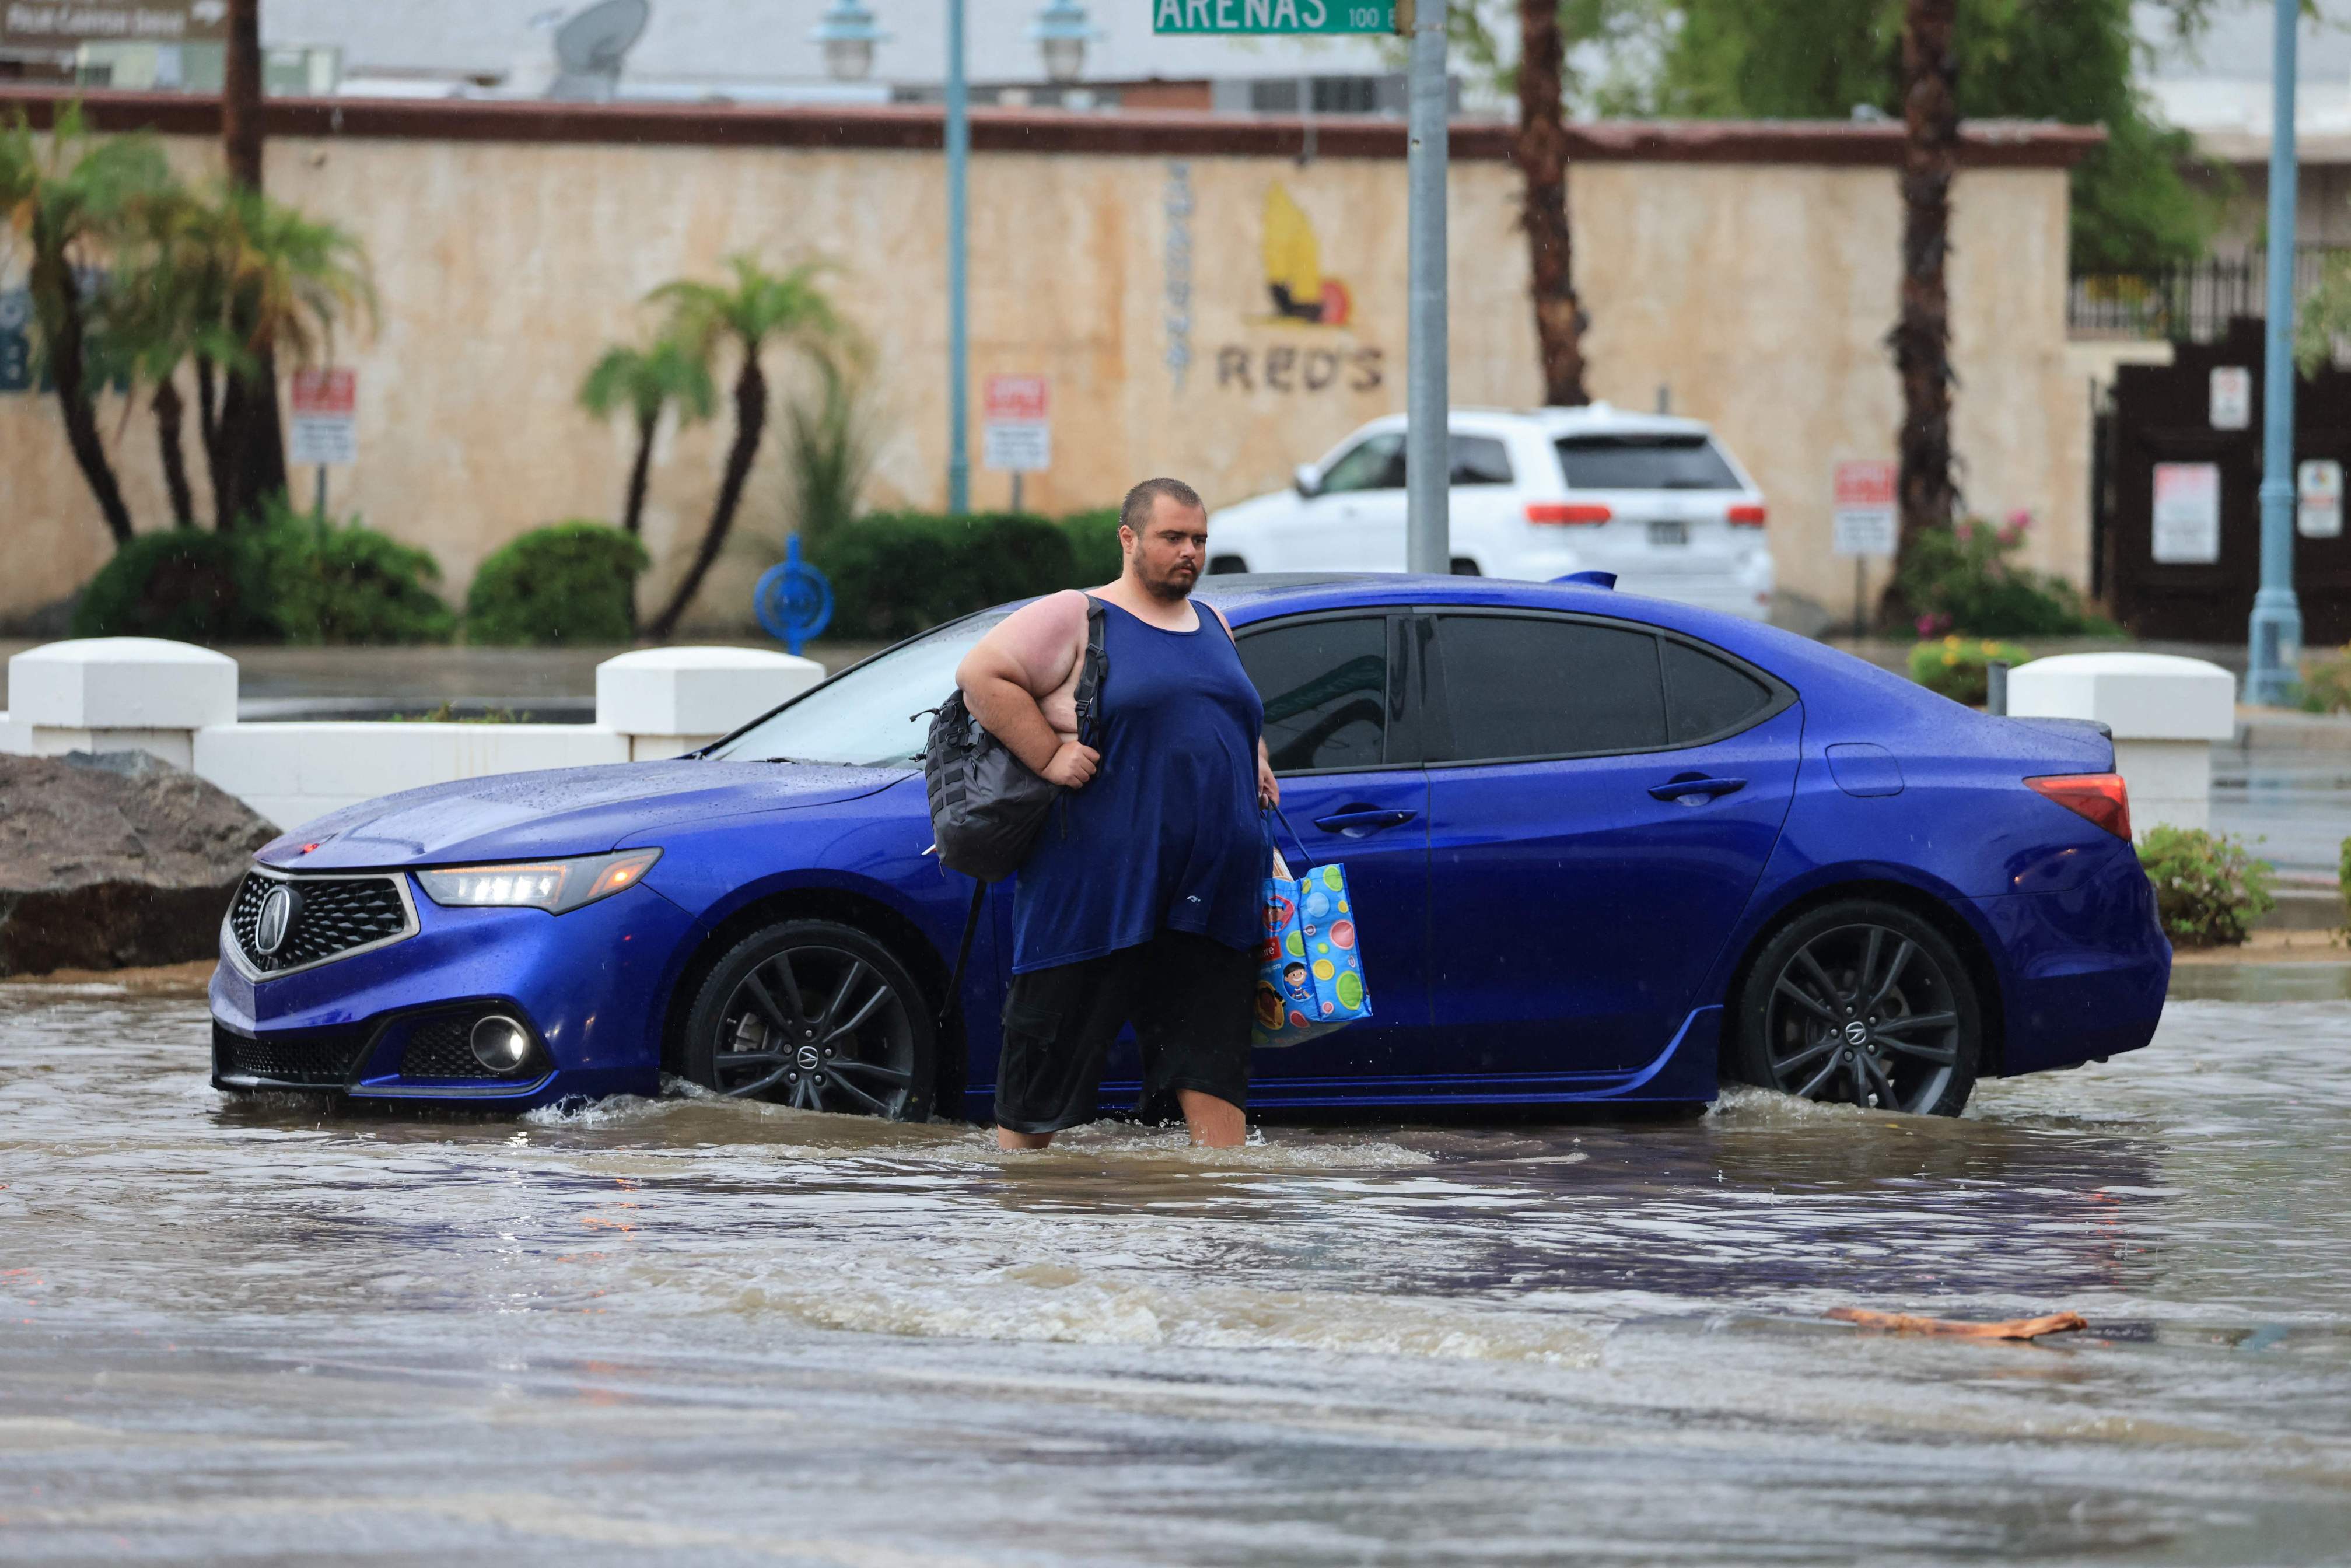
[1282,962,1311,1003]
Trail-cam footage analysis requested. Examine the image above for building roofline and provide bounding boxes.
[0,89,2106,167]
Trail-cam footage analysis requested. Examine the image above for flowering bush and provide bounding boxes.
[1908,635,2031,706]
[1898,512,2119,638]
[2137,826,2276,948]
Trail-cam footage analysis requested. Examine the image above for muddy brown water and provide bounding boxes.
[4,991,2349,1565]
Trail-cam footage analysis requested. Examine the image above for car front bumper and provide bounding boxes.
[209,876,702,1110]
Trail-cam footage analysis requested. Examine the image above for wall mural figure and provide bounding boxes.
[1261,183,1351,327]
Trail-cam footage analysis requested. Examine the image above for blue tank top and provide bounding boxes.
[1010,598,1267,974]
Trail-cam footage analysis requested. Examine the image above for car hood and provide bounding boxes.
[256,760,907,870]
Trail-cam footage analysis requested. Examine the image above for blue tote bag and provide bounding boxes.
[1252,808,1374,1048]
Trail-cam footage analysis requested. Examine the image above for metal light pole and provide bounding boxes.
[2249,0,2304,705]
[946,0,971,516]
[1403,0,1449,576]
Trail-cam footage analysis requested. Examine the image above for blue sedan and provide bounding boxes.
[209,574,2170,1120]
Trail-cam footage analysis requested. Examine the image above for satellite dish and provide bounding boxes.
[547,0,650,101]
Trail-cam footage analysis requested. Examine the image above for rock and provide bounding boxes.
[0,751,277,977]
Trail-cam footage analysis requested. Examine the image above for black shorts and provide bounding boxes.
[995,928,1255,1135]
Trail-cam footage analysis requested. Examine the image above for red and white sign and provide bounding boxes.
[1831,459,1898,557]
[288,367,358,467]
[982,373,1050,473]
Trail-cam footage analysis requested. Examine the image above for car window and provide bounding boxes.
[1317,433,1405,494]
[1662,639,1773,743]
[1555,433,1741,491]
[1237,616,1390,773]
[1449,435,1513,486]
[1433,615,1666,760]
[705,614,1005,766]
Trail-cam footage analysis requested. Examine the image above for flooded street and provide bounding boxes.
[5,989,2350,1565]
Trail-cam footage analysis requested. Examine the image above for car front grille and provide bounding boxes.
[398,1014,505,1080]
[212,1020,365,1087]
[228,870,413,975]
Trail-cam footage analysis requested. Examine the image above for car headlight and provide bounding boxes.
[415,848,662,914]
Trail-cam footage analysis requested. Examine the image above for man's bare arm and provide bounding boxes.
[954,591,1098,788]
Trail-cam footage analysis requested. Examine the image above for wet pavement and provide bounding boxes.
[4,988,2350,1564]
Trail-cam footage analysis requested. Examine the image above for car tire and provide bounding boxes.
[1728,900,1980,1116]
[676,919,937,1121]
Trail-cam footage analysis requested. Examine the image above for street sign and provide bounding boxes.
[1831,460,1898,557]
[2209,366,2252,430]
[288,368,357,467]
[2299,458,2343,539]
[981,373,1050,473]
[1,0,228,49]
[1153,0,1395,34]
[2151,461,2221,564]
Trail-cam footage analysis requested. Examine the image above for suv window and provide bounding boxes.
[1555,433,1741,491]
[1433,615,1666,761]
[1662,639,1772,743]
[1237,617,1390,773]
[1318,433,1405,494]
[1449,435,1513,486]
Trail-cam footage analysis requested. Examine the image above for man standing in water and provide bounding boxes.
[954,478,1278,1150]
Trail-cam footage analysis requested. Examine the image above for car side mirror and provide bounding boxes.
[1293,463,1320,498]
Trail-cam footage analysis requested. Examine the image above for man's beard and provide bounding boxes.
[1136,558,1198,602]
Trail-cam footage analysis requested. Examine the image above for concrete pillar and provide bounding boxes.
[2006,652,2236,834]
[4,638,239,769]
[595,646,826,761]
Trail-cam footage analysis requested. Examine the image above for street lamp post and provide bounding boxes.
[2249,0,2304,705]
[946,0,970,516]
[811,0,885,81]
[1031,0,1096,86]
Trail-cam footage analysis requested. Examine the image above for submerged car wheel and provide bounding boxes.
[678,919,936,1121]
[1731,901,1981,1117]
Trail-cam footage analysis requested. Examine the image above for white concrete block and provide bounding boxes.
[8,638,237,731]
[2114,737,2212,834]
[628,733,720,762]
[22,726,195,770]
[2007,653,2235,741]
[596,646,823,739]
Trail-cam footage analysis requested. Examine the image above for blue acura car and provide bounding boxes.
[210,574,2168,1121]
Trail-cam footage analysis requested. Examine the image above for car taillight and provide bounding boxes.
[1727,503,1767,527]
[1527,502,1611,525]
[2026,774,2132,841]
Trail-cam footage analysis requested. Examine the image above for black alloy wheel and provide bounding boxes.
[1730,901,1981,1117]
[676,919,936,1120]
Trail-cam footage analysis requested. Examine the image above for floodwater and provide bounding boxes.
[4,992,2350,1566]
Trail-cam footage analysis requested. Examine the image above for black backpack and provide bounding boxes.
[922,597,1107,885]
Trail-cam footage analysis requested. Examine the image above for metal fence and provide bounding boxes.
[2069,249,2351,342]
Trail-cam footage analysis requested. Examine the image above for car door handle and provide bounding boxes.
[1648,776,1747,803]
[1311,807,1418,836]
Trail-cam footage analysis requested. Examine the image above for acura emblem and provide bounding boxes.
[1842,1020,1869,1046]
[795,1044,822,1070]
[254,885,300,957]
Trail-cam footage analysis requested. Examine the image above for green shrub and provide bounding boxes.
[1062,508,1126,584]
[810,511,1079,642]
[2137,825,2276,948]
[253,500,456,645]
[2299,643,2351,715]
[1899,513,2121,638]
[466,521,649,645]
[70,528,275,642]
[1908,636,2031,706]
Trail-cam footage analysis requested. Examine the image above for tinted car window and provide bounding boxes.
[706,614,1004,766]
[1555,434,1741,491]
[1238,617,1390,773]
[1449,435,1513,486]
[1318,433,1405,494]
[1662,639,1773,743]
[1435,616,1666,760]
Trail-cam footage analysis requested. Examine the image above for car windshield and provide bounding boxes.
[704,614,1007,766]
[1555,433,1742,491]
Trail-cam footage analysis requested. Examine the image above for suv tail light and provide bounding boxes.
[2026,774,2132,841]
[1727,503,1767,527]
[1527,502,1611,525]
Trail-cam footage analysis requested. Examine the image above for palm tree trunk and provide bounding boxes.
[33,240,134,547]
[622,407,657,536]
[1514,0,1588,407]
[153,374,197,527]
[648,352,765,640]
[1891,0,1960,573]
[195,354,229,524]
[216,0,286,529]
[223,0,264,192]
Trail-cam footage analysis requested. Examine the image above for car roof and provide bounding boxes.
[1451,402,1718,439]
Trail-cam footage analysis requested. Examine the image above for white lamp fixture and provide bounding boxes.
[1030,0,1097,86]
[813,0,887,82]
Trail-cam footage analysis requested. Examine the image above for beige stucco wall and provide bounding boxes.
[0,127,2086,630]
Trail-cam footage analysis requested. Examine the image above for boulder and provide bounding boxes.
[0,751,276,977]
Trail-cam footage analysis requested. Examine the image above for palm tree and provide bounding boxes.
[783,342,879,543]
[1514,0,1590,406]
[1,104,171,547]
[1891,0,1960,577]
[644,257,844,640]
[579,335,716,538]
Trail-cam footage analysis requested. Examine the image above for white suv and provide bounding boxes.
[1205,406,1775,618]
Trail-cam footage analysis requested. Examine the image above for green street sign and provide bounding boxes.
[1152,0,1397,34]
